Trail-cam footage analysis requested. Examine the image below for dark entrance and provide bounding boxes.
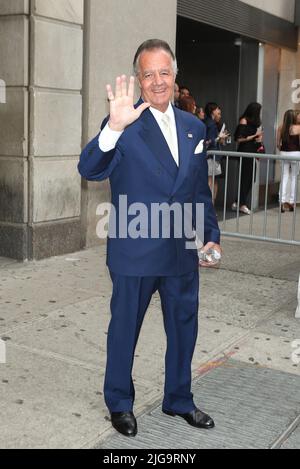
[176,16,261,208]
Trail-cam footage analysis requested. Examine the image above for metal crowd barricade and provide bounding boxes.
[206,150,300,246]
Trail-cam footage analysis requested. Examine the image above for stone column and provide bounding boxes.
[0,0,84,260]
[81,0,177,247]
[29,0,84,259]
[0,0,30,259]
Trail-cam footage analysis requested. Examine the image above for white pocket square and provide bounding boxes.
[194,139,204,154]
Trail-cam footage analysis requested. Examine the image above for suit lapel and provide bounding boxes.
[136,99,195,193]
[170,106,195,196]
[138,105,178,180]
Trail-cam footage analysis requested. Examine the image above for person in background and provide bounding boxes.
[174,82,180,108]
[204,102,228,205]
[196,106,205,121]
[277,110,300,212]
[179,95,197,115]
[233,102,264,215]
[179,86,191,100]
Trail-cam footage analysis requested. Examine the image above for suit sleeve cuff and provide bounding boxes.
[98,122,124,152]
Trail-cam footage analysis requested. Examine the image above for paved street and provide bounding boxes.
[0,236,299,449]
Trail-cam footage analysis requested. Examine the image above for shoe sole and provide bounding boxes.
[162,409,215,429]
[112,425,137,437]
[162,409,176,417]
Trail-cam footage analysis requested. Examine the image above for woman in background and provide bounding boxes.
[196,106,205,121]
[178,95,197,115]
[204,102,228,206]
[233,103,263,215]
[277,110,300,212]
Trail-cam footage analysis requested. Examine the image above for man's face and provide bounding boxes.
[138,49,175,112]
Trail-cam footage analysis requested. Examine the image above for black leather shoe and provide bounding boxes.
[110,412,137,437]
[162,408,215,429]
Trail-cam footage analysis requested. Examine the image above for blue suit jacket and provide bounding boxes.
[78,100,220,276]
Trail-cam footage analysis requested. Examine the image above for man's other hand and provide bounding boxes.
[199,242,222,268]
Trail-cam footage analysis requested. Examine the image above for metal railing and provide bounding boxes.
[207,150,300,246]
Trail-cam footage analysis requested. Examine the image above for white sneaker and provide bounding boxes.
[231,202,238,211]
[240,205,251,215]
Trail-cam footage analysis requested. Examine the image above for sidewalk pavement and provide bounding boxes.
[218,205,300,243]
[0,237,299,449]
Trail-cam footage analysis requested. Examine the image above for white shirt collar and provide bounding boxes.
[149,102,175,124]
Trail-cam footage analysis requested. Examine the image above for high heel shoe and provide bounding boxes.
[281,203,290,213]
[239,205,251,215]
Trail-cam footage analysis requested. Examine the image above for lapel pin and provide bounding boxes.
[188,133,193,139]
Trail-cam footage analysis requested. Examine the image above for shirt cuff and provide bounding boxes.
[98,123,124,152]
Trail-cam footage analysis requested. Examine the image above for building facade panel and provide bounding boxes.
[31,17,83,89]
[30,91,82,157]
[239,0,295,23]
[0,15,29,87]
[0,0,29,15]
[0,88,28,157]
[0,158,28,223]
[31,157,81,223]
[32,0,84,25]
[177,0,298,50]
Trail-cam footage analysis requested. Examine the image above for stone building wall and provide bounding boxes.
[0,0,84,259]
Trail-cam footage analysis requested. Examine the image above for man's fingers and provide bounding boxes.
[121,75,127,97]
[199,262,219,269]
[106,84,115,101]
[136,102,151,116]
[115,76,122,99]
[128,76,135,98]
[201,243,214,253]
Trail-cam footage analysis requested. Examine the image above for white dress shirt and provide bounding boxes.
[98,101,179,166]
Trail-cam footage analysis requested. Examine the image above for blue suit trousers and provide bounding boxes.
[104,270,199,414]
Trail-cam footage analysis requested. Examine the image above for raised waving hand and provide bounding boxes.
[107,75,150,132]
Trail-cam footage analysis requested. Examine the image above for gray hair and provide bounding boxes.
[133,39,178,76]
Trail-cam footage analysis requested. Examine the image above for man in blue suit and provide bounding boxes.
[78,39,221,437]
